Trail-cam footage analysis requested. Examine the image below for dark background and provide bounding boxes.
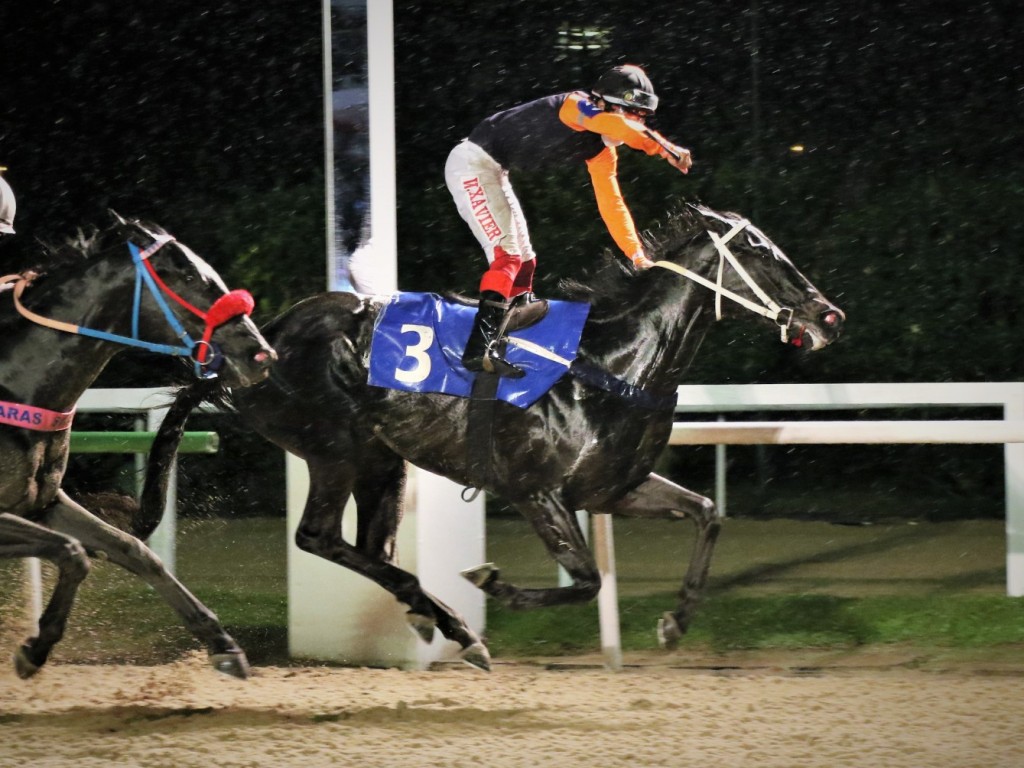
[1,1,1020,519]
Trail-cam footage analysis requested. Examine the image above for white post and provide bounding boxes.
[366,0,397,293]
[144,407,177,574]
[592,514,622,670]
[24,557,42,635]
[1003,383,1024,596]
[321,0,337,288]
[715,414,728,516]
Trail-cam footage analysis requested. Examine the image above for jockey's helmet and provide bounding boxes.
[0,174,15,235]
[591,65,659,115]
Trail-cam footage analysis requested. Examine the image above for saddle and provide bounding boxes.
[367,291,590,409]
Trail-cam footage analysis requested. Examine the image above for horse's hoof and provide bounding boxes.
[406,612,436,644]
[657,612,682,650]
[13,645,41,680]
[461,563,499,588]
[210,651,250,679]
[459,641,491,672]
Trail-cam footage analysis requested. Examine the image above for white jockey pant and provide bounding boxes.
[444,139,536,265]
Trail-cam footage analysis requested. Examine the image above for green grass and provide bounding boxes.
[486,594,1024,657]
[2,515,1023,666]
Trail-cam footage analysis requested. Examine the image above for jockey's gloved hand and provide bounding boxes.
[661,144,692,174]
[630,251,655,271]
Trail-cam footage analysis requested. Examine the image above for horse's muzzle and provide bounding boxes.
[790,307,845,351]
[216,329,277,387]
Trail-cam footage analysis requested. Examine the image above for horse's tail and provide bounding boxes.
[134,378,228,540]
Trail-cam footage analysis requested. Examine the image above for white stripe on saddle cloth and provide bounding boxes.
[505,336,573,367]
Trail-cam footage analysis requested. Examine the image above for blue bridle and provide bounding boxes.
[9,235,249,379]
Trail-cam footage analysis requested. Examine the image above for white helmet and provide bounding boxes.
[0,174,15,234]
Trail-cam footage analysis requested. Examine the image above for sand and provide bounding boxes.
[2,650,1023,768]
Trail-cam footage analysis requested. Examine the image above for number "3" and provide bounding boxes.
[394,323,433,383]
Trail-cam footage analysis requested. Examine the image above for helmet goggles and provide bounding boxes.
[597,88,659,116]
[619,88,659,111]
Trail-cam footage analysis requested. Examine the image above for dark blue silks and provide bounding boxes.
[368,292,590,408]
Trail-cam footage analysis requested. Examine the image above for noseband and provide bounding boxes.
[3,235,254,379]
[652,219,796,343]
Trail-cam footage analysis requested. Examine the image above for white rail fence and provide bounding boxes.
[591,381,1024,669]
[20,383,1023,670]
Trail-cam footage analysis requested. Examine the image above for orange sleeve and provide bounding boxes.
[585,146,643,258]
[559,91,668,157]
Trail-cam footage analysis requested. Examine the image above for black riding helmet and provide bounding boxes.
[591,64,659,114]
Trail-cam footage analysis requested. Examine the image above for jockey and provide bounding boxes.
[445,64,692,378]
[0,172,15,240]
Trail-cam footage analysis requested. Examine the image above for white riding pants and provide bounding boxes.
[444,140,536,264]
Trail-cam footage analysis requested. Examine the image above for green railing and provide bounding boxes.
[69,431,219,454]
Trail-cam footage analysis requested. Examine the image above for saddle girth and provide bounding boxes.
[464,372,501,496]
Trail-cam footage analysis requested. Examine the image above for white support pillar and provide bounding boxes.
[592,514,622,671]
[1003,383,1024,596]
[365,0,397,293]
[715,414,728,517]
[143,407,177,574]
[24,557,42,636]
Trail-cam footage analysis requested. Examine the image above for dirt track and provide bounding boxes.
[2,650,1023,768]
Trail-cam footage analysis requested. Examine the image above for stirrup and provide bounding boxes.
[462,347,524,378]
[480,350,524,378]
[464,338,525,378]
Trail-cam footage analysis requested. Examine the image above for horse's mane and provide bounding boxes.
[558,203,721,303]
[28,214,167,273]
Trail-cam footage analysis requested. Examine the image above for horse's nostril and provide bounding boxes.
[822,311,840,327]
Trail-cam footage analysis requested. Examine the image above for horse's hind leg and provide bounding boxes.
[590,472,722,648]
[39,490,250,678]
[352,459,488,663]
[463,492,601,609]
[0,513,91,678]
[302,454,490,670]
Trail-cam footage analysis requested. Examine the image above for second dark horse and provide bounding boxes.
[144,204,844,670]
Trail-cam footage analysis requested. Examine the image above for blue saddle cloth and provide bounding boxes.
[367,292,590,409]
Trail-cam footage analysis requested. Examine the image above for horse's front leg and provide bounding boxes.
[39,490,249,678]
[590,472,722,648]
[462,491,601,609]
[0,513,92,678]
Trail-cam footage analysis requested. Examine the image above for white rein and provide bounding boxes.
[652,219,795,342]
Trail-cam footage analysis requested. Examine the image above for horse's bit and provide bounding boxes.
[652,219,796,343]
[2,233,254,379]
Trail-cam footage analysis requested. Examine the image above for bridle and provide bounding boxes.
[1,232,255,379]
[652,218,797,343]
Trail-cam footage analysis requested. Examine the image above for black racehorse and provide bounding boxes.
[0,213,275,679]
[142,204,843,671]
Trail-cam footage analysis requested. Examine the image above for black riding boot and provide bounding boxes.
[462,291,525,378]
[505,292,549,332]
